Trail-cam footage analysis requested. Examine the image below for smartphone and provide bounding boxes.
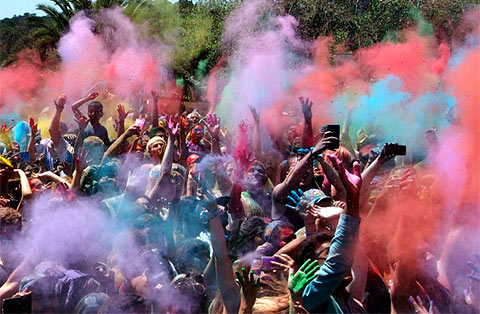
[322,124,340,149]
[261,256,280,271]
[2,292,32,313]
[134,118,146,130]
[384,143,406,156]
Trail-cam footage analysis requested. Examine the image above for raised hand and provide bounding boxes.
[205,113,220,137]
[117,104,129,122]
[326,154,361,212]
[166,114,180,136]
[0,121,13,135]
[180,114,189,129]
[379,142,396,162]
[299,96,313,121]
[74,147,89,172]
[288,259,320,297]
[54,94,67,111]
[125,125,141,137]
[88,92,99,100]
[270,253,295,271]
[312,131,339,156]
[235,267,260,309]
[29,117,38,136]
[409,296,437,314]
[286,189,304,210]
[249,106,260,124]
[125,167,144,195]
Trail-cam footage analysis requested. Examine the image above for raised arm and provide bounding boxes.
[205,113,221,155]
[14,169,32,211]
[301,155,362,312]
[158,116,177,179]
[206,196,241,314]
[102,125,140,162]
[150,91,159,128]
[115,104,129,137]
[272,132,338,218]
[340,107,355,155]
[249,106,262,159]
[71,92,98,118]
[316,155,346,201]
[300,97,314,148]
[233,120,251,168]
[49,95,67,148]
[146,117,178,200]
[359,144,395,209]
[27,117,37,165]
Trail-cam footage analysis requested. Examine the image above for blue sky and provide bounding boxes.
[0,0,46,19]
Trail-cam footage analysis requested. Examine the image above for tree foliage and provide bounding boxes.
[1,0,478,96]
[0,14,41,66]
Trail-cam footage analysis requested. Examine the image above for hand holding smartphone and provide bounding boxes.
[384,143,406,156]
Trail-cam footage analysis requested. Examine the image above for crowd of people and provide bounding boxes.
[0,89,478,314]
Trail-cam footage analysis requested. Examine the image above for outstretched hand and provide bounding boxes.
[299,96,313,121]
[286,189,304,210]
[327,154,361,214]
[117,104,129,121]
[74,147,89,172]
[205,113,220,137]
[88,92,99,100]
[29,117,38,136]
[409,296,438,314]
[166,114,180,136]
[235,267,259,309]
[288,259,320,297]
[0,121,13,135]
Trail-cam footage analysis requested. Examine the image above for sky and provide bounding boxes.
[0,0,46,19]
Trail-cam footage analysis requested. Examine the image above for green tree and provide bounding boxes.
[29,0,128,60]
[0,14,43,66]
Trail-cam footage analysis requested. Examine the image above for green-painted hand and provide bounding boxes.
[288,259,320,296]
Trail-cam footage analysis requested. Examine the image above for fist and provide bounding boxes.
[58,94,67,105]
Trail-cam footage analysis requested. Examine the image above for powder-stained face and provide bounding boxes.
[149,140,166,160]
[30,178,46,194]
[245,162,267,189]
[190,125,204,143]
